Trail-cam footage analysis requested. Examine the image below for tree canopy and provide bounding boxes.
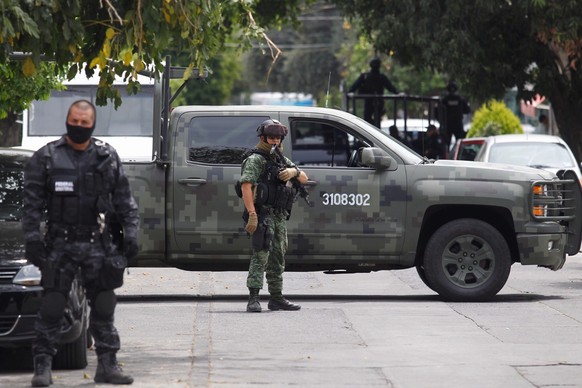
[333,0,582,160]
[0,0,303,107]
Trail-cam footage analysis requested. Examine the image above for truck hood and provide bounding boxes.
[432,159,555,180]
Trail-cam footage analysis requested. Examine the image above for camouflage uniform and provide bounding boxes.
[240,152,293,295]
[23,136,138,361]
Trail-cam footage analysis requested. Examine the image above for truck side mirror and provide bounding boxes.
[361,147,393,170]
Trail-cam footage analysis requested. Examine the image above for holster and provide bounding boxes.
[252,216,273,252]
[243,209,273,251]
[99,224,127,290]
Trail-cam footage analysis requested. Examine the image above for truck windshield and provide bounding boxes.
[27,85,154,137]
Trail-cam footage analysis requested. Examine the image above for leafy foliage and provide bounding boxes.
[1,1,277,107]
[0,61,62,119]
[467,100,523,138]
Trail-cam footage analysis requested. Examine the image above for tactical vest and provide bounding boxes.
[43,140,114,226]
[237,149,296,213]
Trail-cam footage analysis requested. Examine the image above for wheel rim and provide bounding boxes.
[440,234,495,289]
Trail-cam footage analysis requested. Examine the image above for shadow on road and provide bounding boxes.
[117,292,562,303]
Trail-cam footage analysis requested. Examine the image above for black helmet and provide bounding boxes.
[256,119,288,138]
[369,57,381,70]
[446,80,458,93]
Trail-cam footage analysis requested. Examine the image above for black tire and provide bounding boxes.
[423,219,511,302]
[415,263,435,291]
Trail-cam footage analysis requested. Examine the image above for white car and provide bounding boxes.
[474,134,582,182]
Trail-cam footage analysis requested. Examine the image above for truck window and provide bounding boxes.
[290,120,369,167]
[188,116,270,164]
[28,86,154,137]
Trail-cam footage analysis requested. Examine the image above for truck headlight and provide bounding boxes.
[13,264,42,286]
[532,184,548,217]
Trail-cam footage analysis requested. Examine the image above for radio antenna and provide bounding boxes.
[325,72,331,108]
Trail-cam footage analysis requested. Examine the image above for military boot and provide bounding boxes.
[268,295,301,311]
[247,288,261,312]
[94,352,134,384]
[31,354,53,387]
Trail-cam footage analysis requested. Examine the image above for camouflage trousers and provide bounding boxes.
[33,236,121,357]
[246,211,288,295]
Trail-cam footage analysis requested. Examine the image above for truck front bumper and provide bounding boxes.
[516,222,567,270]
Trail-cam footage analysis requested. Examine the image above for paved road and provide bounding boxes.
[2,254,582,387]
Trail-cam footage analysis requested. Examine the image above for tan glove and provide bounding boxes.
[245,212,258,234]
[278,167,298,182]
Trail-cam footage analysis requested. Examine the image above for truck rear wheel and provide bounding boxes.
[423,219,511,302]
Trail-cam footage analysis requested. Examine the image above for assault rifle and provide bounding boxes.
[271,144,313,207]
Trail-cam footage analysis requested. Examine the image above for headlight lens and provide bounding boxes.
[532,184,548,217]
[13,264,42,286]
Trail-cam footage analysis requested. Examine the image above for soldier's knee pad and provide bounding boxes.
[94,290,117,316]
[39,291,67,322]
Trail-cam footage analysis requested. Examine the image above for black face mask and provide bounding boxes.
[66,123,95,144]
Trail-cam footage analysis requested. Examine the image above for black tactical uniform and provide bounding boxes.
[23,133,138,386]
[349,58,399,128]
[436,80,471,147]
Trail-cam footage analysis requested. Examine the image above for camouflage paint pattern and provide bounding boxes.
[121,105,581,299]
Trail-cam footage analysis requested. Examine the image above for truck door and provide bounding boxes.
[279,113,407,260]
[170,112,272,264]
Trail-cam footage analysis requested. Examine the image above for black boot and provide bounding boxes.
[31,354,53,387]
[94,352,133,384]
[247,288,261,312]
[268,296,301,311]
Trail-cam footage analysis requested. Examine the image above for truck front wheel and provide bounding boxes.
[423,219,511,302]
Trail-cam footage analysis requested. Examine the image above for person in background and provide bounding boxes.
[349,57,399,128]
[423,124,447,160]
[436,80,471,148]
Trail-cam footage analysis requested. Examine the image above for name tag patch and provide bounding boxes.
[55,180,75,192]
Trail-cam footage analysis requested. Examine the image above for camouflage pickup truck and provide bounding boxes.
[123,104,582,302]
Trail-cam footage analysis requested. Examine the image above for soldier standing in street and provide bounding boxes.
[23,100,139,386]
[349,57,399,128]
[239,119,308,313]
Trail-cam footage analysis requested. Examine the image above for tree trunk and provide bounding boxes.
[0,113,22,147]
[547,89,582,165]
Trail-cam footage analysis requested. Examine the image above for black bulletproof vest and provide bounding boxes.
[251,150,296,212]
[46,143,110,226]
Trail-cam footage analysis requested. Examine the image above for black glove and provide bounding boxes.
[124,236,139,259]
[25,240,46,266]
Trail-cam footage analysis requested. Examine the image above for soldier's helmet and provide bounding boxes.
[256,119,288,139]
[369,57,381,70]
[446,80,458,93]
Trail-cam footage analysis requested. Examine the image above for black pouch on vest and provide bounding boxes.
[99,253,127,290]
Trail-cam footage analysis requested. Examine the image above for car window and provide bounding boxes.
[489,142,575,168]
[188,116,270,164]
[458,142,484,161]
[290,119,370,167]
[0,168,23,221]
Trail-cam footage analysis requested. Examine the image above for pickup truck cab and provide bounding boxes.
[124,104,582,302]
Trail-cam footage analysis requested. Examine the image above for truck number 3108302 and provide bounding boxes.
[321,192,371,206]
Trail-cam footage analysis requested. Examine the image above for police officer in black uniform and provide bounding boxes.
[23,100,139,386]
[436,80,471,148]
[349,57,399,128]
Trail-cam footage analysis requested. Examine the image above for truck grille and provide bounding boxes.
[531,179,578,221]
[0,267,19,285]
